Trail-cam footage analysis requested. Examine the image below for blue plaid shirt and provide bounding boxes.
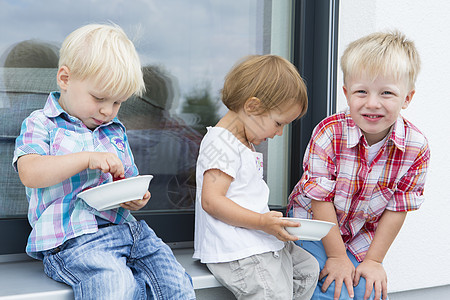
[13,92,138,259]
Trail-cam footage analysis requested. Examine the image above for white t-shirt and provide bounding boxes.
[368,135,388,164]
[193,127,284,263]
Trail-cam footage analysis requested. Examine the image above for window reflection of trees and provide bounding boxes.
[0,39,221,215]
[181,83,220,137]
[119,65,206,210]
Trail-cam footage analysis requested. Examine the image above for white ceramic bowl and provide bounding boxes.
[281,217,335,241]
[77,175,153,211]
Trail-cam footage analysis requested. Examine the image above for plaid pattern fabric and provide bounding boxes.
[288,109,430,261]
[13,92,138,259]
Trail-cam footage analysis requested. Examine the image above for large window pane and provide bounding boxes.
[267,0,293,206]
[0,0,294,219]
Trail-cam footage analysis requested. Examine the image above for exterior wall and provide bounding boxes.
[337,0,450,293]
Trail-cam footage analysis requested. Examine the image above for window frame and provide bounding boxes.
[0,0,339,256]
[289,0,339,190]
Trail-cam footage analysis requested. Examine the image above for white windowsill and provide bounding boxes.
[1,248,449,300]
[0,248,221,299]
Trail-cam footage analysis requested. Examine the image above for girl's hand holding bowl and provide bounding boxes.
[281,217,335,241]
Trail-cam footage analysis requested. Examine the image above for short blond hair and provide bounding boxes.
[59,23,145,98]
[222,54,308,117]
[341,31,420,89]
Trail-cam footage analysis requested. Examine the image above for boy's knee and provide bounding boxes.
[317,280,353,300]
[352,276,378,300]
[316,277,374,300]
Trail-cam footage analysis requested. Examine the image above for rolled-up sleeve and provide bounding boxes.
[13,114,50,170]
[289,133,337,217]
[300,130,337,202]
[387,142,430,211]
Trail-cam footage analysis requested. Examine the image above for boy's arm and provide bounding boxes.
[355,137,429,300]
[202,169,299,241]
[311,199,355,299]
[354,210,406,300]
[17,151,125,188]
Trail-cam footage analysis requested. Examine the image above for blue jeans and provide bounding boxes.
[43,220,195,300]
[296,240,386,300]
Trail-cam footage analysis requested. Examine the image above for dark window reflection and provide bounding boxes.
[0,0,270,217]
[0,40,59,217]
[119,66,205,211]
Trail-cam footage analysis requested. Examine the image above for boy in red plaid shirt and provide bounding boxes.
[288,31,430,300]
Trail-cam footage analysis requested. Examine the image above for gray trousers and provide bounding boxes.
[207,241,319,300]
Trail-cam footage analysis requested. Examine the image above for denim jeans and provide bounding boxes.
[287,209,386,300]
[43,220,195,300]
[296,239,391,300]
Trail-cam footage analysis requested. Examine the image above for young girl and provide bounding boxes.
[194,54,319,299]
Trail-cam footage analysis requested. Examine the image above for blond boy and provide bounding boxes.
[13,24,195,299]
[288,31,430,300]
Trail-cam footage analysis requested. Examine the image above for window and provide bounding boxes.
[0,0,339,255]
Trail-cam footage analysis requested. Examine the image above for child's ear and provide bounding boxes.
[402,89,415,109]
[243,97,261,114]
[342,85,348,98]
[343,85,352,107]
[56,66,70,91]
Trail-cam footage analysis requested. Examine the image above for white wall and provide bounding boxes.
[338,0,450,293]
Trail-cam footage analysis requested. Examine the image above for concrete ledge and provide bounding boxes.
[2,249,447,300]
[173,248,222,290]
[388,284,450,300]
[0,248,221,299]
[0,259,72,300]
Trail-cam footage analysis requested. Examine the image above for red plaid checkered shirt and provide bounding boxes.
[288,109,430,262]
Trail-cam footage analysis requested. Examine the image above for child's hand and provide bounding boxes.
[259,211,299,242]
[354,259,387,300]
[120,191,151,211]
[88,152,125,179]
[320,255,355,299]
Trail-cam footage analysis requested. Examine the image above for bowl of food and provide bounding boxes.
[77,175,153,211]
[281,217,335,241]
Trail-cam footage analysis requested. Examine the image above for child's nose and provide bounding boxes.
[100,104,113,116]
[366,94,381,108]
[276,127,284,136]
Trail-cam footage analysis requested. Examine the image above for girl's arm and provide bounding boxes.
[311,199,355,299]
[202,168,298,241]
[354,210,406,300]
[17,151,125,188]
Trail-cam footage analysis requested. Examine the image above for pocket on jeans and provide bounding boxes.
[43,250,81,286]
[43,252,63,282]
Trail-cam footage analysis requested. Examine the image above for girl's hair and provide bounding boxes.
[341,30,421,89]
[222,55,307,117]
[59,23,145,98]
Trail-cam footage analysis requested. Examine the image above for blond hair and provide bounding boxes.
[341,31,420,89]
[59,23,145,98]
[222,54,308,117]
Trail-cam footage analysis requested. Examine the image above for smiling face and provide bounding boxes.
[241,98,303,146]
[343,72,415,145]
[57,66,128,130]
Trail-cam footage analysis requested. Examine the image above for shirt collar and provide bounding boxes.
[43,91,125,130]
[43,91,68,119]
[389,115,406,151]
[344,108,406,152]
